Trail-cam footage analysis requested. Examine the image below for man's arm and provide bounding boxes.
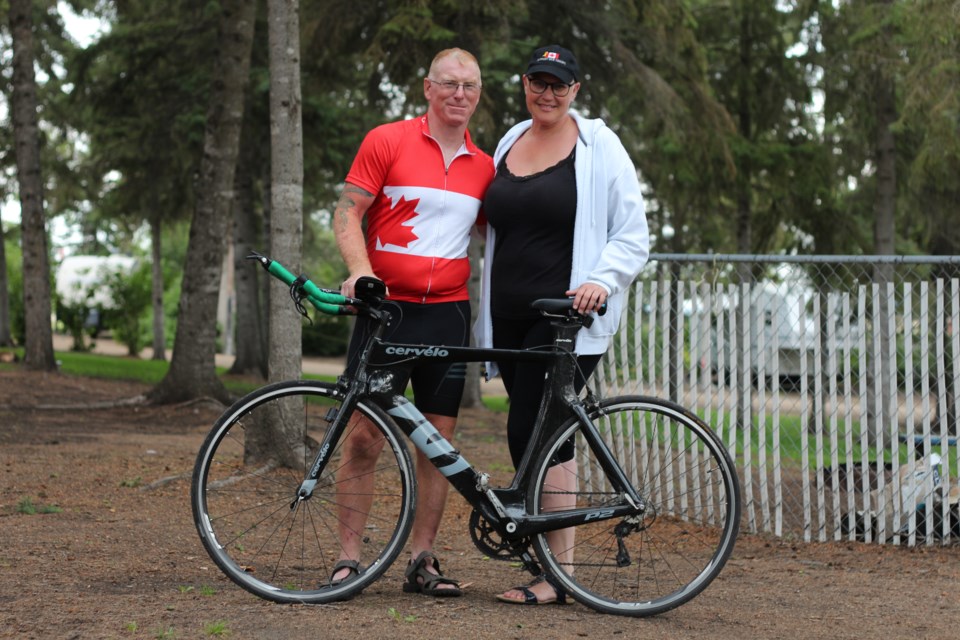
[332,183,378,297]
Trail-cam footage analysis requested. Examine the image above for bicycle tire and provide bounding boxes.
[192,380,415,603]
[528,395,740,616]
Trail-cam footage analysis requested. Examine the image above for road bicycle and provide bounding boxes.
[191,253,741,617]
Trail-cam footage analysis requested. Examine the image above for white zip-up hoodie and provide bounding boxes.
[474,110,650,377]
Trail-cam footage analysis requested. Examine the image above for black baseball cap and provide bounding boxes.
[525,45,579,84]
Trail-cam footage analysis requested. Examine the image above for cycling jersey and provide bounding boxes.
[347,115,494,303]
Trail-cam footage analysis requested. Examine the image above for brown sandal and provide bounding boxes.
[402,551,462,597]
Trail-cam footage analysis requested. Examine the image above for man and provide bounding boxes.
[330,48,493,597]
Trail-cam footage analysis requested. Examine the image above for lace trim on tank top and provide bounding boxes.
[499,146,576,182]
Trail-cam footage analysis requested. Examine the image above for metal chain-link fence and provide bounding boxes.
[596,254,960,546]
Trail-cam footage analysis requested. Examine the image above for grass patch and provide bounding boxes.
[203,620,230,636]
[0,345,338,396]
[387,607,416,623]
[17,497,62,515]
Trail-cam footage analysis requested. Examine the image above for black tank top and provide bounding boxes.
[484,147,577,318]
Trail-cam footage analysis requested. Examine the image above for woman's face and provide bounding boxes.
[523,72,580,125]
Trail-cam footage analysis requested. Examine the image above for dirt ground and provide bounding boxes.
[2,368,960,640]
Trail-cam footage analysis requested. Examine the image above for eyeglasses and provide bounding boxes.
[526,76,574,97]
[427,78,481,96]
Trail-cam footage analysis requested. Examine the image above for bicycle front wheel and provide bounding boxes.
[529,396,740,616]
[191,380,415,603]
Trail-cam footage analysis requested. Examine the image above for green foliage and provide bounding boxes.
[300,227,351,356]
[102,262,152,356]
[55,297,95,352]
[6,0,959,398]
[4,233,25,345]
[302,315,351,358]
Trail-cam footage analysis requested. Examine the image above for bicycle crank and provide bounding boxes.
[469,509,521,560]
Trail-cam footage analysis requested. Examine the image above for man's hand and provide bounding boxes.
[341,272,388,298]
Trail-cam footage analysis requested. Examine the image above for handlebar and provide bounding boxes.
[247,251,383,316]
[249,251,604,326]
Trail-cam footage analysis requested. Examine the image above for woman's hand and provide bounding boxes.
[566,282,608,315]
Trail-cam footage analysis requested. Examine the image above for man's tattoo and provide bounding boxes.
[334,185,375,229]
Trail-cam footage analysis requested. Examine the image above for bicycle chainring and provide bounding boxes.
[468,509,519,561]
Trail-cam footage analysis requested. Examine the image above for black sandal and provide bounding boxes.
[495,573,569,606]
[402,551,462,597]
[324,559,363,599]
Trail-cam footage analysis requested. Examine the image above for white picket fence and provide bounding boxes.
[597,254,960,546]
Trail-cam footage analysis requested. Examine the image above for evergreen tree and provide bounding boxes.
[149,0,257,404]
[9,0,55,370]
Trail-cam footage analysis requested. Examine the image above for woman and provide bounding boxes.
[475,44,650,605]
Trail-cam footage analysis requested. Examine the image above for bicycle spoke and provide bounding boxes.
[192,381,415,603]
[530,396,740,616]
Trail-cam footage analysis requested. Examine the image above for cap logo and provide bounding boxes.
[543,51,560,60]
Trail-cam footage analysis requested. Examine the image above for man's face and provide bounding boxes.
[424,56,482,129]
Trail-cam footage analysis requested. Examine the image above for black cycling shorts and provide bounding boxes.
[344,299,471,418]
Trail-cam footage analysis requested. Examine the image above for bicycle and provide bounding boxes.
[191,253,741,617]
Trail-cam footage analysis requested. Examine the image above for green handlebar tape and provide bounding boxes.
[307,295,347,315]
[300,279,347,305]
[266,259,347,306]
[266,259,297,285]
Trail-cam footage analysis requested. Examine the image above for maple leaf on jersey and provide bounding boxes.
[377,195,420,248]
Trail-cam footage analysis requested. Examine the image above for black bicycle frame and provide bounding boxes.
[300,314,645,541]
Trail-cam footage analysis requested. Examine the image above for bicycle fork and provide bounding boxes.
[291,389,362,506]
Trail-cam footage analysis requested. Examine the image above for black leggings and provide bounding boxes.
[493,314,601,468]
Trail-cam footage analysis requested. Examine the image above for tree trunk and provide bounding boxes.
[149,213,166,361]
[873,82,897,256]
[228,138,267,378]
[0,220,12,347]
[148,0,256,404]
[9,0,55,370]
[461,239,483,408]
[249,0,306,467]
[867,3,898,447]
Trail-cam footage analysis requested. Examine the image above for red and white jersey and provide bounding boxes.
[346,115,494,303]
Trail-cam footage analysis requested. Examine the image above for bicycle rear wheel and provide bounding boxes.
[528,395,740,616]
[191,380,415,603]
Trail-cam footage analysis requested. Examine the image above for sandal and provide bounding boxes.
[324,559,363,600]
[495,573,569,606]
[402,551,462,597]
[328,559,361,586]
